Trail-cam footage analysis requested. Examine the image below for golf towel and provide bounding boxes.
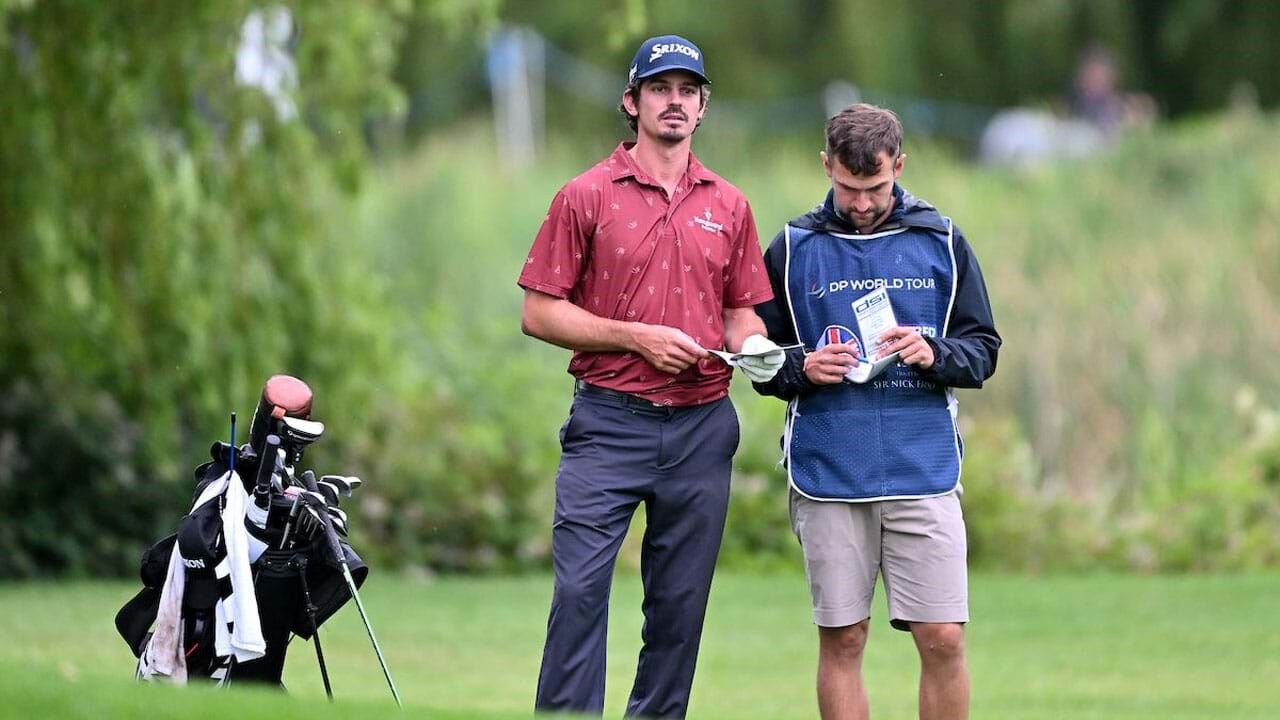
[138,536,190,681]
[214,471,266,662]
[138,471,265,682]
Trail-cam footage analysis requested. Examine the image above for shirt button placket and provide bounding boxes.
[664,184,684,228]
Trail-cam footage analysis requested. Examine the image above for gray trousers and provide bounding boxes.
[535,384,738,718]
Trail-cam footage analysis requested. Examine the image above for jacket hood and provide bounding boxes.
[791,184,949,235]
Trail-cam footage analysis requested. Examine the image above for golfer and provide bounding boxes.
[517,34,784,718]
[752,103,1001,720]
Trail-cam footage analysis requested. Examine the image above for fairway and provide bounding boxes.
[2,572,1278,718]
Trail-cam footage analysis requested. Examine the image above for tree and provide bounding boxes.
[0,1,411,576]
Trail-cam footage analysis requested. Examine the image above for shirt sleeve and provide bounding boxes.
[918,225,1001,388]
[722,196,774,308]
[751,227,819,400]
[517,187,594,298]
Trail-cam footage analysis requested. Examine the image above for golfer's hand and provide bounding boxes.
[633,324,708,374]
[804,342,857,385]
[878,327,934,369]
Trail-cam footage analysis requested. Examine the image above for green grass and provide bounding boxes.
[2,572,1278,718]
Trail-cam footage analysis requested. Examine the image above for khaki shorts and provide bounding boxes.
[789,488,968,630]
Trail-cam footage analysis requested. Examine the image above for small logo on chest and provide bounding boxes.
[693,209,723,234]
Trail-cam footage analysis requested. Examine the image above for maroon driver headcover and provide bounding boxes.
[248,374,313,455]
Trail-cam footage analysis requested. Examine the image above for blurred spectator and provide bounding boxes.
[1069,44,1155,136]
[979,43,1154,168]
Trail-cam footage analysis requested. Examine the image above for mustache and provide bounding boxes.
[660,109,688,121]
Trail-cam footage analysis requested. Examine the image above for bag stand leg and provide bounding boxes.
[293,556,333,701]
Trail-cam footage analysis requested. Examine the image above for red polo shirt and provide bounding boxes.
[519,142,773,406]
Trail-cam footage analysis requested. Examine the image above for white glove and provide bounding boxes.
[736,334,786,383]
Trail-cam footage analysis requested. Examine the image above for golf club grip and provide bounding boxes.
[254,434,281,503]
[301,470,346,564]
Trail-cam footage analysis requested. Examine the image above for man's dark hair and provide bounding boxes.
[825,103,903,176]
[618,78,711,133]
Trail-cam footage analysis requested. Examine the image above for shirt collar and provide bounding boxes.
[607,142,714,188]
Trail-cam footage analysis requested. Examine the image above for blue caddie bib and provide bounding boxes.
[782,220,962,501]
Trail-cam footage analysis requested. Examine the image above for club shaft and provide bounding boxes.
[279,496,302,549]
[229,413,237,479]
[301,469,401,707]
[341,563,402,707]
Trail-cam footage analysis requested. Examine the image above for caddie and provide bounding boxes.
[752,103,1001,720]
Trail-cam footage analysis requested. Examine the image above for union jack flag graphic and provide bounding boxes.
[815,324,862,356]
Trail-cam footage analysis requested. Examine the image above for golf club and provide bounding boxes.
[301,470,401,707]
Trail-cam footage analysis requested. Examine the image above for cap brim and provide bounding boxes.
[633,63,710,85]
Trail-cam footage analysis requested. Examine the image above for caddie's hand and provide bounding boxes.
[736,334,785,383]
[804,342,857,385]
[634,324,708,374]
[878,327,934,369]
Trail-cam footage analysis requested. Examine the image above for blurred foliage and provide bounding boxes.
[3,1,1280,578]
[0,0,430,576]
[392,0,1280,146]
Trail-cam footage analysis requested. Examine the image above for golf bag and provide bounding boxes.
[115,375,368,687]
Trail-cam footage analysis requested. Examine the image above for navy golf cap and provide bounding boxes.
[628,34,710,85]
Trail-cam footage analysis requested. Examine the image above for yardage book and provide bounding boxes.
[847,287,903,384]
